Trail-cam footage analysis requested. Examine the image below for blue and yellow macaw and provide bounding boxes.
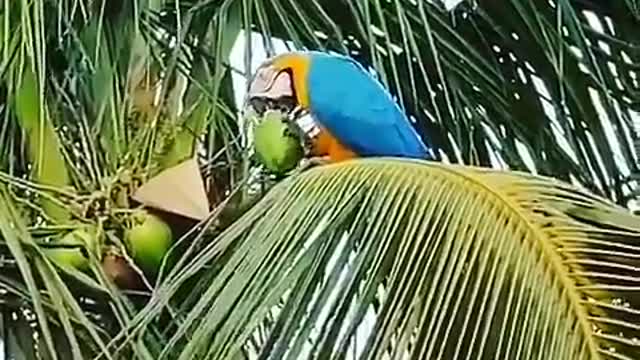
[245,51,432,162]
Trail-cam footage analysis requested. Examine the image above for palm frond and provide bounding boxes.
[115,159,640,359]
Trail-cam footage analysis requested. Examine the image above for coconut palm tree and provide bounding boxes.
[1,0,639,359]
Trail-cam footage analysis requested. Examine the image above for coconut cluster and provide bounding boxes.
[42,110,304,287]
[43,209,174,288]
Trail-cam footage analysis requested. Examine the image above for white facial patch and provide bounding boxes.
[294,112,321,139]
[248,67,294,99]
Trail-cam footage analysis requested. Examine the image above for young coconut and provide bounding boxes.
[125,209,173,275]
[253,110,304,174]
[45,226,98,271]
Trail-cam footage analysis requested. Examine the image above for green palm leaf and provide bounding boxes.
[120,159,640,359]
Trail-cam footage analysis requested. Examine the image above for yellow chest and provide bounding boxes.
[272,53,357,162]
[311,127,357,162]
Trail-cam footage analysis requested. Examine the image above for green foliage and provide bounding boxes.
[12,38,71,222]
[107,160,640,359]
[0,0,638,359]
[254,0,640,203]
[44,226,99,271]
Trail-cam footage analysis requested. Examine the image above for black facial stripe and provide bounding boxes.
[249,98,269,114]
[281,68,297,102]
[249,95,298,115]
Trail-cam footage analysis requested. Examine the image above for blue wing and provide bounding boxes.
[307,52,432,159]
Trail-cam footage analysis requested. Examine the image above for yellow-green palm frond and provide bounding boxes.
[122,159,640,359]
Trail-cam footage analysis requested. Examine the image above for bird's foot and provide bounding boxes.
[298,156,330,171]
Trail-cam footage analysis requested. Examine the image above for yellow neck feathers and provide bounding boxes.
[272,53,311,108]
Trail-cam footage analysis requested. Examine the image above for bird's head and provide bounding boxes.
[244,52,311,117]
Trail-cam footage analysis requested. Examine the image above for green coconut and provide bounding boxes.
[45,227,97,271]
[125,210,173,275]
[253,110,304,174]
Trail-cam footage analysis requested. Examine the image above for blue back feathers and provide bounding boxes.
[306,52,432,159]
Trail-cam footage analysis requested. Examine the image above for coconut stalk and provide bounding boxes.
[78,14,125,170]
[158,2,242,172]
[158,88,210,170]
[82,0,154,171]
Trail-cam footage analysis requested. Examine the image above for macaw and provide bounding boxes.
[245,51,433,162]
